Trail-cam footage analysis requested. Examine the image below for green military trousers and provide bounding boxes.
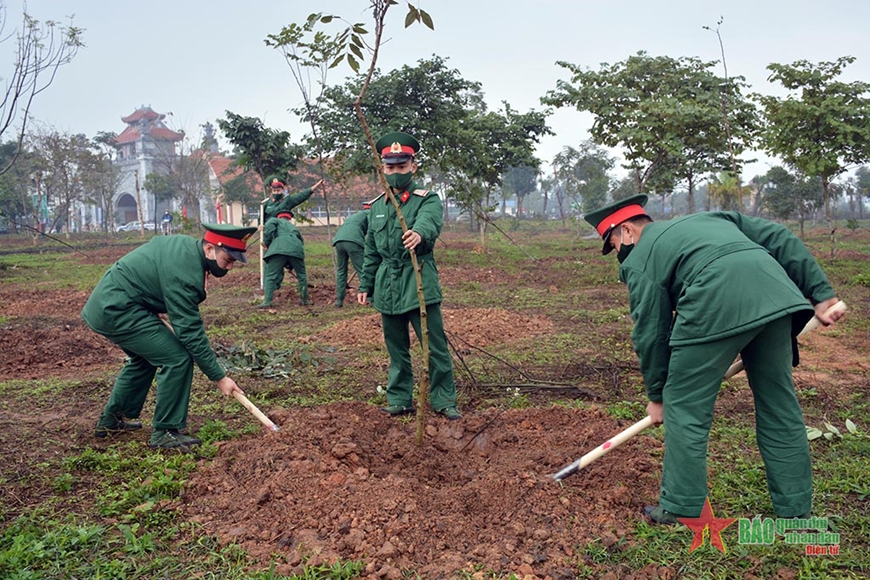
[334,241,365,305]
[659,314,812,518]
[381,302,457,412]
[96,313,195,431]
[263,254,308,305]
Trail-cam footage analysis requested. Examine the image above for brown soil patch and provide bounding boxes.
[0,288,121,379]
[181,402,661,579]
[314,308,555,349]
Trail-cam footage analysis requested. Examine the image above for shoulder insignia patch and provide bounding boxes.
[412,189,429,197]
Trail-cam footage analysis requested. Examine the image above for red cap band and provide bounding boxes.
[381,144,415,157]
[596,204,647,237]
[277,212,293,219]
[203,230,248,251]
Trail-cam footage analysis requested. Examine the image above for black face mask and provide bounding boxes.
[617,243,635,264]
[616,230,635,264]
[205,249,230,277]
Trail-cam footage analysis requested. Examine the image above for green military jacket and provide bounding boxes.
[619,211,835,402]
[262,187,314,222]
[81,236,226,381]
[359,181,443,315]
[263,217,304,259]
[332,210,369,248]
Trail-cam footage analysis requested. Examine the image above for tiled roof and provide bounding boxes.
[113,126,184,144]
[208,155,263,189]
[115,106,184,144]
[121,106,161,124]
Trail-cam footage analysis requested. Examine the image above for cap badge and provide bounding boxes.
[390,142,403,154]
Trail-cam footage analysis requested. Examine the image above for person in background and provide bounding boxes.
[584,194,844,524]
[82,224,256,450]
[332,208,369,307]
[262,177,323,222]
[161,210,173,235]
[259,211,309,308]
[357,131,461,420]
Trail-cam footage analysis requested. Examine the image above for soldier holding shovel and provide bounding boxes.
[82,224,256,450]
[584,195,844,523]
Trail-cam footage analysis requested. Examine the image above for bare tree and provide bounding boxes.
[0,1,83,175]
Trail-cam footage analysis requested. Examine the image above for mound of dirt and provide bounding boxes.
[314,308,555,349]
[181,402,661,579]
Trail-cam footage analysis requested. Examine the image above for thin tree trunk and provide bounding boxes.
[352,1,430,446]
[823,178,836,261]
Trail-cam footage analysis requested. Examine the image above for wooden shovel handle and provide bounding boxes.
[552,300,848,481]
[233,391,279,431]
[724,300,847,378]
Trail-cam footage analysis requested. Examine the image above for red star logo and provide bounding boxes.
[677,497,736,553]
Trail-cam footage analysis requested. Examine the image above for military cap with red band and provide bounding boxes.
[583,194,649,255]
[375,131,420,165]
[202,223,257,263]
[269,176,286,189]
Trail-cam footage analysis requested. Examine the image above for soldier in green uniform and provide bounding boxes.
[262,176,322,223]
[259,211,309,307]
[82,224,257,449]
[332,208,369,307]
[357,132,461,420]
[584,195,844,523]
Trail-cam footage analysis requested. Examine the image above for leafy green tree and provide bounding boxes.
[756,56,870,257]
[143,173,175,203]
[855,165,870,219]
[553,142,614,215]
[311,56,487,176]
[611,174,639,203]
[444,103,550,245]
[217,112,299,193]
[759,165,824,239]
[313,56,549,245]
[543,51,757,211]
[707,171,751,212]
[502,165,538,217]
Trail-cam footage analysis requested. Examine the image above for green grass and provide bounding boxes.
[1,222,869,579]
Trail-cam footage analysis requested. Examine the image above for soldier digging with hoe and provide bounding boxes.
[584,195,844,523]
[82,224,257,450]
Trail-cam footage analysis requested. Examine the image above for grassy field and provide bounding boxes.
[1,218,868,579]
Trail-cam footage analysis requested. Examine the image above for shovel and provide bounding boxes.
[158,316,279,432]
[233,392,280,432]
[551,300,847,482]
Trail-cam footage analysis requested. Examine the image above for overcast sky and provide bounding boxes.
[5,0,870,181]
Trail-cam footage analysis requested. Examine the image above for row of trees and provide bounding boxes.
[2,1,869,248]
